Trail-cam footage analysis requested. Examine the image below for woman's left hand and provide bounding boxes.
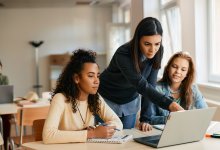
[139,122,152,132]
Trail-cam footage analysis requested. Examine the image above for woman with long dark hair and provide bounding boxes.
[99,17,183,131]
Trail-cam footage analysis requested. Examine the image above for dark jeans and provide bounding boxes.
[2,114,12,150]
[119,113,137,129]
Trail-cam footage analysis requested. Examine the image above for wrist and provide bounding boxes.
[87,129,95,139]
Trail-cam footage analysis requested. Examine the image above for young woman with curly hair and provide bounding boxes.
[43,49,122,144]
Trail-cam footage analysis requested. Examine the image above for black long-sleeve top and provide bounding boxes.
[98,43,173,110]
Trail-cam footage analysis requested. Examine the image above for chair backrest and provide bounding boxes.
[16,106,49,126]
[33,119,45,141]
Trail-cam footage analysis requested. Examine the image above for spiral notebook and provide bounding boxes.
[87,135,133,144]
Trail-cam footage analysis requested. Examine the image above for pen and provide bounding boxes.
[205,134,220,138]
[97,122,121,131]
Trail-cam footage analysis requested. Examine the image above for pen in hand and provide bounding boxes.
[97,122,121,131]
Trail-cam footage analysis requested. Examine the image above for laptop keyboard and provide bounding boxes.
[134,135,161,144]
[142,135,161,141]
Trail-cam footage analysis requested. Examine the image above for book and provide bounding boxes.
[87,134,133,144]
[14,99,37,107]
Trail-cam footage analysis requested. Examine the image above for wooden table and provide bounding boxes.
[22,123,220,150]
[17,101,50,146]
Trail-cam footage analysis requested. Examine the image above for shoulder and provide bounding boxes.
[1,74,8,79]
[156,82,168,90]
[115,43,131,55]
[51,93,67,105]
[191,84,200,93]
[97,94,105,104]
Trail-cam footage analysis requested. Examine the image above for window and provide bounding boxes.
[208,0,220,83]
[159,0,182,75]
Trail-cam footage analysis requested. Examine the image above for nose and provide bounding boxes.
[94,76,100,84]
[175,68,181,73]
[149,45,157,52]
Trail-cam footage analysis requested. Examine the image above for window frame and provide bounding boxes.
[207,0,220,83]
[159,0,182,76]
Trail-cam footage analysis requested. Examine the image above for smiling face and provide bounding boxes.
[139,35,162,59]
[74,63,100,100]
[168,57,189,85]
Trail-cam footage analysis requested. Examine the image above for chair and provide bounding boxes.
[33,119,45,141]
[8,106,49,149]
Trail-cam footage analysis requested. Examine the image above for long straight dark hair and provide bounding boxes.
[130,17,164,73]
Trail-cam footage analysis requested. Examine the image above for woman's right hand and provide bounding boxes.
[169,102,184,111]
[139,122,152,132]
[87,125,116,139]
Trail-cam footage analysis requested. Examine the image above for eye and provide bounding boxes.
[144,42,150,46]
[182,68,187,72]
[88,73,94,78]
[171,64,178,68]
[155,43,161,46]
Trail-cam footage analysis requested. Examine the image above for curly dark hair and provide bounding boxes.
[52,49,100,114]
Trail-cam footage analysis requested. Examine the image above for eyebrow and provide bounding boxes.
[144,41,161,44]
[87,72,100,75]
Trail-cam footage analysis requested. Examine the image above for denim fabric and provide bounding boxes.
[119,114,137,129]
[103,96,141,117]
[103,96,140,129]
[140,82,208,125]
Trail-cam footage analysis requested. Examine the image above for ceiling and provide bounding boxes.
[0,0,121,8]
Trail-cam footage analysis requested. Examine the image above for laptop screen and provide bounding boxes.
[157,108,216,147]
[0,85,14,104]
[134,107,217,148]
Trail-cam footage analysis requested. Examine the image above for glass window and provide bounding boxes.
[159,0,182,75]
[208,0,220,83]
[161,0,174,5]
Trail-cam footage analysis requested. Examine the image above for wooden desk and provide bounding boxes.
[22,123,220,150]
[17,101,50,146]
[0,103,17,115]
[0,103,17,149]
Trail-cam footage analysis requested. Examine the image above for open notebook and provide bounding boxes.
[87,134,133,144]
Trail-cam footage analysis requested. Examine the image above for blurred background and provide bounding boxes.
[0,0,220,104]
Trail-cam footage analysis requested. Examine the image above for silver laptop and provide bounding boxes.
[134,107,217,148]
[0,85,14,104]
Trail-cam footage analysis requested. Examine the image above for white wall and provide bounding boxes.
[130,0,143,35]
[143,0,160,19]
[0,6,111,97]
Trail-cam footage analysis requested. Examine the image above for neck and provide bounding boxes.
[169,83,181,94]
[77,94,88,101]
[170,82,181,91]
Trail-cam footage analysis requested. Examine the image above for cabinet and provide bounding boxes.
[49,53,70,90]
[49,53,107,90]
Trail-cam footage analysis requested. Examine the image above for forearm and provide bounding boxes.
[43,128,87,144]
